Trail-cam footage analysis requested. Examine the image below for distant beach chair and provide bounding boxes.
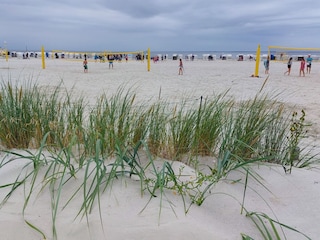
[202,54,216,61]
[237,54,244,61]
[221,54,232,60]
[247,54,255,61]
[186,54,197,61]
[208,54,216,61]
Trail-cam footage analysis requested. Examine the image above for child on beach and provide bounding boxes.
[83,58,88,73]
[299,57,305,77]
[284,57,293,75]
[178,59,183,75]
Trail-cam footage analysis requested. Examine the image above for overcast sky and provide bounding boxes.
[1,0,320,52]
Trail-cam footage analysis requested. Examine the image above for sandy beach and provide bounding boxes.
[1,56,320,240]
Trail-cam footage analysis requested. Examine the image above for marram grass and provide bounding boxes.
[0,80,315,168]
[0,80,318,240]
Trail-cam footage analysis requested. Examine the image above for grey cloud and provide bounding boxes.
[1,0,320,51]
[98,0,185,18]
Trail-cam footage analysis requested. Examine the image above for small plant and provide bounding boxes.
[283,110,309,173]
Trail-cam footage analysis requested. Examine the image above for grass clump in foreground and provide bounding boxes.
[0,80,318,240]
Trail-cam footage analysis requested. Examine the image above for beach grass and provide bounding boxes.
[0,80,318,239]
[0,80,316,167]
[242,211,312,240]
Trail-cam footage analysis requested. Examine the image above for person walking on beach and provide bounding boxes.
[299,57,305,77]
[306,54,313,74]
[108,55,114,69]
[83,58,88,73]
[178,58,183,75]
[264,56,270,74]
[284,57,293,75]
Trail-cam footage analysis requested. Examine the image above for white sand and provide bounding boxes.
[1,57,320,240]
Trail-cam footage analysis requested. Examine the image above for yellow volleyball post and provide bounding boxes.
[41,46,46,69]
[4,40,8,62]
[147,48,150,71]
[254,44,261,77]
[5,49,8,62]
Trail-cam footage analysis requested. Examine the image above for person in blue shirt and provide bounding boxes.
[306,54,313,74]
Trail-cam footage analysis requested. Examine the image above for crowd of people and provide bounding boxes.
[263,54,314,77]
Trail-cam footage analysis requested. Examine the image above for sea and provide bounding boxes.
[151,50,261,57]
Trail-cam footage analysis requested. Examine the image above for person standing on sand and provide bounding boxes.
[178,58,183,75]
[299,57,305,77]
[264,56,270,74]
[108,55,114,69]
[83,58,88,73]
[284,57,293,75]
[306,54,313,74]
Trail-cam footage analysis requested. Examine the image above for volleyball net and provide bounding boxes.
[268,46,320,61]
[50,50,147,61]
[50,48,151,71]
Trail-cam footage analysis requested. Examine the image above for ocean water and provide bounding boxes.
[150,50,261,59]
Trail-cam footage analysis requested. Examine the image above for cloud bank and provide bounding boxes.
[1,0,320,51]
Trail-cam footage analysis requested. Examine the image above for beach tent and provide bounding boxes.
[10,51,17,57]
[202,54,209,60]
[64,52,70,58]
[172,54,183,60]
[208,54,216,61]
[246,54,255,61]
[35,52,41,58]
[236,54,244,61]
[159,54,168,60]
[202,54,216,61]
[186,54,197,61]
[221,54,232,60]
[15,52,23,58]
[236,54,255,61]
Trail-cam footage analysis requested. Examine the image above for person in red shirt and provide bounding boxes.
[299,57,305,77]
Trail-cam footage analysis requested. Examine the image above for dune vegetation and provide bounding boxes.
[0,80,317,240]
